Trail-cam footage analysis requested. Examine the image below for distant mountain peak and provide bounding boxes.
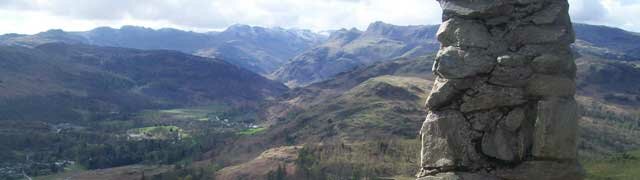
[90,26,117,31]
[225,24,254,32]
[38,29,67,36]
[273,23,440,87]
[364,21,398,36]
[362,21,429,38]
[366,21,394,30]
[120,25,152,30]
[327,28,362,42]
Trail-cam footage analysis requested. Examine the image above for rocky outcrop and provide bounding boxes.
[418,0,583,179]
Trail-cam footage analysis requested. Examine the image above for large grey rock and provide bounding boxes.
[437,19,492,48]
[517,43,571,57]
[496,54,529,67]
[526,74,575,97]
[481,128,521,161]
[460,83,527,112]
[466,110,503,131]
[515,0,547,4]
[489,65,533,87]
[532,98,579,159]
[511,1,545,17]
[496,161,585,180]
[510,25,574,44]
[438,0,511,18]
[434,46,496,79]
[425,77,476,110]
[491,54,533,87]
[499,107,526,132]
[531,53,576,75]
[529,2,566,24]
[420,110,483,171]
[480,108,532,162]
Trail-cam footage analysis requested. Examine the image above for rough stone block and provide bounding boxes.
[434,47,496,79]
[529,2,566,24]
[439,0,511,18]
[425,77,475,110]
[531,53,576,76]
[497,54,529,67]
[510,25,573,44]
[466,110,503,131]
[500,107,526,132]
[517,43,571,57]
[489,65,533,87]
[482,128,521,161]
[526,74,575,97]
[532,98,579,160]
[420,110,482,169]
[437,19,492,48]
[460,83,527,112]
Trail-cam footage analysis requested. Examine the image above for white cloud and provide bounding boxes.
[568,0,607,22]
[0,0,442,34]
[598,0,640,31]
[568,0,640,31]
[0,0,638,35]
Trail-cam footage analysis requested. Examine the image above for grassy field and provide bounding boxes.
[141,104,230,122]
[582,149,640,180]
[237,127,267,135]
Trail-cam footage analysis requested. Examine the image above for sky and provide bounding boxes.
[0,0,638,35]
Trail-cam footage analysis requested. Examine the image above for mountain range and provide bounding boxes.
[1,22,639,179]
[271,22,440,86]
[0,25,326,75]
[210,23,640,179]
[2,22,639,88]
[272,22,640,87]
[573,24,640,61]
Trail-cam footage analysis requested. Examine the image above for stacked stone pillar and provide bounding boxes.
[418,0,583,179]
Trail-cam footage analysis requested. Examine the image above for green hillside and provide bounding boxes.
[582,150,640,180]
[12,52,640,180]
[2,23,640,180]
[0,44,287,179]
[208,54,640,179]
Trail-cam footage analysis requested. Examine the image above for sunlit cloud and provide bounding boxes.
[0,0,638,35]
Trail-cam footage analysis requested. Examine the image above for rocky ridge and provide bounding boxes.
[418,0,583,179]
[271,22,439,87]
[0,25,326,75]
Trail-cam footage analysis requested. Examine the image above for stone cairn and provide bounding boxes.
[418,0,583,179]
